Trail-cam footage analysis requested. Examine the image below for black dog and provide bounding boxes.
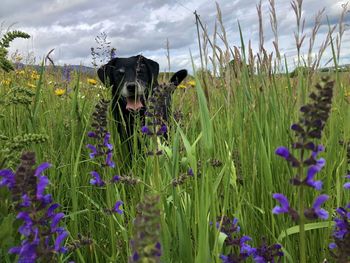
[97,55,187,156]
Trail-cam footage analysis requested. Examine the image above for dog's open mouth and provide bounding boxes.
[126,96,143,111]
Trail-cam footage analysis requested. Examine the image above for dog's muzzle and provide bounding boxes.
[122,81,145,111]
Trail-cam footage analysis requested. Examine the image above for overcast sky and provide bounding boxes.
[2,0,350,73]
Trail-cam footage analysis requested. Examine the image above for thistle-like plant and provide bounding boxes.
[0,133,48,169]
[273,77,334,263]
[0,30,30,72]
[90,32,116,68]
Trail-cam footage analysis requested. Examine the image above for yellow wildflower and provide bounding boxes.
[187,80,196,87]
[87,78,97,85]
[55,88,66,96]
[31,71,39,80]
[345,91,350,97]
[27,83,36,89]
[17,70,25,75]
[1,79,11,86]
[177,84,187,89]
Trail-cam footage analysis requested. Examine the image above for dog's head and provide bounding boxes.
[98,55,159,111]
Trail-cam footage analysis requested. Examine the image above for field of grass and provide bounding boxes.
[1,2,350,263]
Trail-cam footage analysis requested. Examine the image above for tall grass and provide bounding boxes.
[1,2,350,263]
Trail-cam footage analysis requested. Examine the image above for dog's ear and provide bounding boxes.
[97,58,118,86]
[144,58,159,85]
[170,69,187,86]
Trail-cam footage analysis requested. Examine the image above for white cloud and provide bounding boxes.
[2,0,349,72]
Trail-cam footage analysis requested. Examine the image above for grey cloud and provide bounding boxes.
[3,0,350,73]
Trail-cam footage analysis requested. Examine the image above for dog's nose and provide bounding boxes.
[127,83,136,92]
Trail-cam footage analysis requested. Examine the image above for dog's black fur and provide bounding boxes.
[97,55,187,155]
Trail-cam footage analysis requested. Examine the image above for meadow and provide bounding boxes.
[0,1,350,263]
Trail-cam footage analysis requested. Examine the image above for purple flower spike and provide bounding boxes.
[90,171,105,187]
[272,194,290,214]
[275,147,290,159]
[113,200,124,214]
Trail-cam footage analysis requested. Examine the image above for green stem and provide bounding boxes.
[106,183,117,261]
[151,133,161,192]
[298,148,306,263]
[299,186,306,263]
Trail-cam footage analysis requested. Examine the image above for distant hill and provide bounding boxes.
[14,63,97,76]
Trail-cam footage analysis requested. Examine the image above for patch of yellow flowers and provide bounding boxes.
[54,88,66,96]
[87,78,97,85]
[177,79,196,89]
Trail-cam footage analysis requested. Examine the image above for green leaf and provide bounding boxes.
[0,214,16,247]
[277,221,334,242]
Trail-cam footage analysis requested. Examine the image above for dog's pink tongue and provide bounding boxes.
[126,97,143,111]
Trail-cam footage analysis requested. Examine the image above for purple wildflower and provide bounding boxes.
[275,147,300,167]
[252,237,284,263]
[344,174,350,189]
[36,175,49,200]
[275,147,290,159]
[0,169,15,189]
[272,193,299,221]
[329,206,350,261]
[156,124,167,135]
[103,132,113,150]
[105,151,115,168]
[54,230,69,252]
[21,194,31,207]
[113,200,124,214]
[90,171,105,187]
[141,125,152,135]
[304,194,329,220]
[303,158,325,190]
[217,216,255,262]
[86,144,98,159]
[87,131,97,138]
[111,175,120,183]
